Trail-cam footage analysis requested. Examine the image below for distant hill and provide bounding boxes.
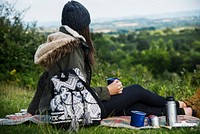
[36,10,200,33]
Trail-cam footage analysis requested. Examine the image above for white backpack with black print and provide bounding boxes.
[50,68,104,131]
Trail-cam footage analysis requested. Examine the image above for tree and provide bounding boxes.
[163,28,173,35]
[127,32,136,43]
[0,2,45,87]
[142,49,170,75]
[136,40,150,51]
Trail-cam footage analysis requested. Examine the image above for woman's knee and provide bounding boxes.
[127,84,144,90]
[124,84,146,94]
[131,84,144,89]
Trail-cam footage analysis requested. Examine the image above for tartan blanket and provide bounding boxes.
[0,115,50,125]
[1,110,199,130]
[100,115,200,129]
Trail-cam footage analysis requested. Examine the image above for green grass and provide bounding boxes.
[0,83,34,117]
[0,124,199,134]
[0,74,200,134]
[1,84,200,134]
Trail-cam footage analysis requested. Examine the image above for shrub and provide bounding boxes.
[0,2,45,88]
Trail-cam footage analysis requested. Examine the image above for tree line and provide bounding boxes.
[92,28,200,76]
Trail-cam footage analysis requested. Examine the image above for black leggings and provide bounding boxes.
[102,84,184,117]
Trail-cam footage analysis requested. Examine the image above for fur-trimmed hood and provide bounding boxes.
[34,26,85,68]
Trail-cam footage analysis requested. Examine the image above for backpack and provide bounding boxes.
[50,68,105,131]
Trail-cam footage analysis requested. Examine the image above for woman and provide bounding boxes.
[9,1,198,120]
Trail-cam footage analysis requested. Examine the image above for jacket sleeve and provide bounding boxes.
[92,86,110,101]
[27,72,48,115]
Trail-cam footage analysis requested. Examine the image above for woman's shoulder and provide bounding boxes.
[34,32,81,68]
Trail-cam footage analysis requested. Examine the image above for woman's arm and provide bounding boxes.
[93,79,123,101]
[27,72,49,115]
[92,87,110,101]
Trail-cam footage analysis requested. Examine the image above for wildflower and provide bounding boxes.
[10,69,16,75]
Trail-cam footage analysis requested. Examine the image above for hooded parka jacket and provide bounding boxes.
[27,26,110,115]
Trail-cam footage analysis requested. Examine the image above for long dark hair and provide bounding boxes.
[77,26,96,67]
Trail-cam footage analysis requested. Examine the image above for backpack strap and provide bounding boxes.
[70,69,106,119]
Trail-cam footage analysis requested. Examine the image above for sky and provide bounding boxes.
[1,0,200,23]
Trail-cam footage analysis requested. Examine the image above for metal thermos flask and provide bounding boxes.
[166,96,177,126]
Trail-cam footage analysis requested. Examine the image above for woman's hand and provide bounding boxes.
[7,113,32,120]
[107,79,123,95]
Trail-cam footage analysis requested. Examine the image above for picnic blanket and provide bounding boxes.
[0,115,50,125]
[100,115,200,129]
[1,110,199,130]
[0,109,50,125]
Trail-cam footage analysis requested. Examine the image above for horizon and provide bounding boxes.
[1,0,200,24]
[36,9,200,27]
